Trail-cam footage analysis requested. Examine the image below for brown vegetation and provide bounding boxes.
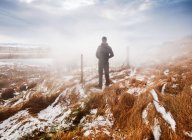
[1,53,192,140]
[45,55,192,139]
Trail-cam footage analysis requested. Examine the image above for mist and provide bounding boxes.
[0,0,192,68]
[1,1,192,139]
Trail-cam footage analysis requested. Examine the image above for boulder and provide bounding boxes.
[19,84,28,91]
[0,80,9,89]
[1,88,15,100]
[28,82,37,90]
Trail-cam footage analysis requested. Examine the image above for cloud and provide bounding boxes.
[0,0,191,66]
[0,0,191,53]
[18,0,96,12]
[19,0,35,4]
[62,0,96,10]
[138,0,153,11]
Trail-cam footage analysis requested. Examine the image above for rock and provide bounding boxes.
[0,80,9,89]
[28,82,37,90]
[1,88,15,100]
[19,82,37,91]
[19,84,28,91]
[131,78,136,84]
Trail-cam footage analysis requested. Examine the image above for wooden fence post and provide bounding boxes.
[81,54,83,83]
[127,46,130,68]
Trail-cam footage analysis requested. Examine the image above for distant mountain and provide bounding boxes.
[133,36,192,66]
[0,44,51,59]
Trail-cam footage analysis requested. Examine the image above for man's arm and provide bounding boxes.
[109,47,114,58]
[96,46,100,59]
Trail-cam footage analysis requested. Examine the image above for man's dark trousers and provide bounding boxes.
[98,61,109,87]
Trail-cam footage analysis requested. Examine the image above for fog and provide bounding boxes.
[0,0,192,68]
[49,35,192,69]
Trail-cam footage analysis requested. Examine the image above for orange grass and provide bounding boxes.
[1,53,192,140]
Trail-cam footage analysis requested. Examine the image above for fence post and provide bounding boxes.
[81,54,83,83]
[127,46,130,68]
[9,47,12,59]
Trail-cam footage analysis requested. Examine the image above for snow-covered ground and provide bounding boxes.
[0,59,53,67]
[150,89,176,132]
[0,58,192,140]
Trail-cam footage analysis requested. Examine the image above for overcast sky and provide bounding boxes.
[0,0,192,64]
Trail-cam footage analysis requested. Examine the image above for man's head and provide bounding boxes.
[102,36,107,43]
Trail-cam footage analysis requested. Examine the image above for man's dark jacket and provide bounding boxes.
[96,43,114,63]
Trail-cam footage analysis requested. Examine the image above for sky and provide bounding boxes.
[0,0,192,65]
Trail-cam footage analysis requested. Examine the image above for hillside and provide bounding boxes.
[0,42,192,139]
[0,45,50,59]
[132,36,192,66]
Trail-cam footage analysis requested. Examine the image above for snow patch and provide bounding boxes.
[38,89,70,122]
[150,90,176,132]
[171,77,177,82]
[153,101,176,131]
[0,110,44,140]
[184,131,192,138]
[24,91,32,100]
[83,115,113,130]
[38,89,72,129]
[38,104,66,121]
[152,118,161,140]
[142,103,151,125]
[164,69,169,76]
[103,128,110,135]
[90,88,103,93]
[80,116,86,123]
[80,102,85,109]
[161,83,166,94]
[0,88,73,140]
[84,130,93,137]
[37,80,48,93]
[172,84,178,89]
[63,75,74,81]
[119,83,125,88]
[130,68,137,76]
[14,92,20,96]
[127,87,146,95]
[76,84,86,98]
[135,75,146,81]
[90,109,97,115]
[82,106,113,137]
[150,89,159,102]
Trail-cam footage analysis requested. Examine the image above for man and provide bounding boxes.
[96,36,114,89]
